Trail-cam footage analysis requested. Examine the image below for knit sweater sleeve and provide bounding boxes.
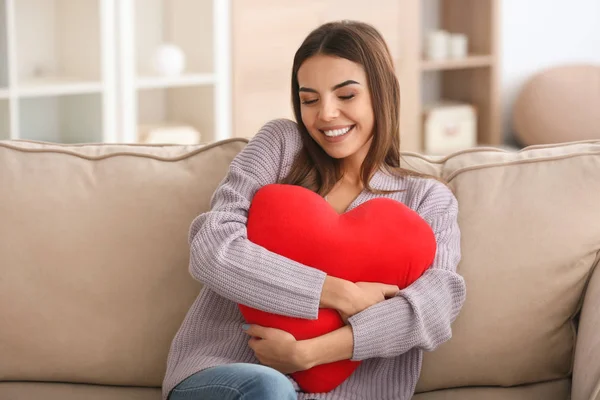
[188,119,326,320]
[347,181,467,360]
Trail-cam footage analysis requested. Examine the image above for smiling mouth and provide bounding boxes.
[320,125,355,138]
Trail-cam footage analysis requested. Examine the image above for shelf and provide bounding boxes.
[421,54,493,71]
[0,99,9,139]
[17,77,103,97]
[19,93,103,143]
[136,73,215,90]
[0,88,9,99]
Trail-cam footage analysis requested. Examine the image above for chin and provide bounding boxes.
[325,150,352,160]
[321,146,354,160]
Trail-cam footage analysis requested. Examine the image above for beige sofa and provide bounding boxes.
[1,135,599,400]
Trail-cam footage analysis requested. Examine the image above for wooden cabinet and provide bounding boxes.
[421,0,501,151]
[231,0,413,144]
[231,1,324,138]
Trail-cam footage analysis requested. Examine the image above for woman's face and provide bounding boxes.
[297,55,375,161]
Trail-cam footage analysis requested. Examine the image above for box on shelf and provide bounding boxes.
[137,124,201,145]
[422,100,477,155]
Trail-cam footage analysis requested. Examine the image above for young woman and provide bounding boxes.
[163,20,466,400]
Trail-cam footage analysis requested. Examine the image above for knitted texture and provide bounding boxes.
[162,119,466,400]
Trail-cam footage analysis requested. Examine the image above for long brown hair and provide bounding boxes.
[281,20,441,196]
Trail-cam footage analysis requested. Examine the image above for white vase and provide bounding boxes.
[152,44,186,76]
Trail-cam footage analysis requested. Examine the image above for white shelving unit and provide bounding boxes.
[118,0,230,144]
[0,0,230,144]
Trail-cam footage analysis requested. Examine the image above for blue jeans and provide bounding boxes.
[168,363,297,400]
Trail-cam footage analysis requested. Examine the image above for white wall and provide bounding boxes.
[501,0,600,144]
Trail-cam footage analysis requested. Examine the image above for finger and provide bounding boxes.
[381,284,400,298]
[244,324,267,338]
[245,325,277,339]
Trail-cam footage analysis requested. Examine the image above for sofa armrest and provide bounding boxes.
[572,261,600,400]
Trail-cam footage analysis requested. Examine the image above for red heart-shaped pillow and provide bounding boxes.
[239,184,436,393]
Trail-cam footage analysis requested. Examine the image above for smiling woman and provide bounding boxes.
[283,22,443,209]
[163,20,466,400]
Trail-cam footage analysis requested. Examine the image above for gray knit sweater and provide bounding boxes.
[162,119,466,400]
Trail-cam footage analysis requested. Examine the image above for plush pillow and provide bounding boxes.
[239,183,437,393]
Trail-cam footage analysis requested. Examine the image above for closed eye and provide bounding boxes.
[301,94,354,105]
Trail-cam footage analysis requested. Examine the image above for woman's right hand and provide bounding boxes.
[337,282,400,323]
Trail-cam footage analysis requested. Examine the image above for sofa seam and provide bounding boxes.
[3,137,253,148]
[575,249,600,319]
[567,253,599,379]
[0,138,250,162]
[3,137,599,165]
[399,139,600,165]
[446,151,600,183]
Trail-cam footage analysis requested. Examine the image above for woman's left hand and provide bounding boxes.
[244,325,312,374]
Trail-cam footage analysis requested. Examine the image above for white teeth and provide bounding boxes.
[323,126,352,137]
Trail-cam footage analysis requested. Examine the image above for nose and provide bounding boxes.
[318,97,340,121]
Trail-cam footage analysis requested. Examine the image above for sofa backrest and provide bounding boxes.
[0,137,599,391]
[0,139,246,387]
[407,141,600,392]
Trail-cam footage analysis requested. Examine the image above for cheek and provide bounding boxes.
[347,101,373,125]
[300,107,316,127]
[300,112,319,140]
[361,108,375,130]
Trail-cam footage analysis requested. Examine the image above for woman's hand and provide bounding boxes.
[338,282,400,323]
[244,325,311,374]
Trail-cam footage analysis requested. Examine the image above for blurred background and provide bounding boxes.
[0,0,598,155]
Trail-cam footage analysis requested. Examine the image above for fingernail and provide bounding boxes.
[242,324,250,331]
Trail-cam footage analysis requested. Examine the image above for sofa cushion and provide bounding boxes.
[407,140,600,391]
[414,378,570,400]
[0,382,161,400]
[0,139,246,387]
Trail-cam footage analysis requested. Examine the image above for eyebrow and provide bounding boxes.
[299,80,360,93]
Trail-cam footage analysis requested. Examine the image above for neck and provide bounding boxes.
[339,157,361,185]
[339,137,372,186]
